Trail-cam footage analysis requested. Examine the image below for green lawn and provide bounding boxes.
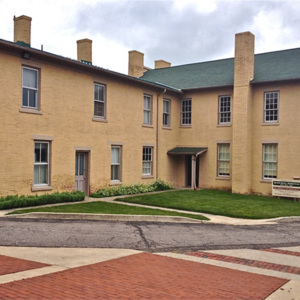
[8,201,208,221]
[117,189,300,219]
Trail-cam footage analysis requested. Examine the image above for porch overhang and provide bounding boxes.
[167,147,208,156]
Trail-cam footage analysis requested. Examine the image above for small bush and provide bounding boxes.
[0,191,85,210]
[90,179,172,198]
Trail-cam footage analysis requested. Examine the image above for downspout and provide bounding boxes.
[156,88,167,179]
[192,151,204,190]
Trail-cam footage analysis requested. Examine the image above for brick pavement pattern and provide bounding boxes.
[261,248,300,257]
[0,255,50,276]
[188,251,300,274]
[0,253,287,299]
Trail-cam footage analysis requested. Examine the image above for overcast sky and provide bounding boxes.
[1,0,300,74]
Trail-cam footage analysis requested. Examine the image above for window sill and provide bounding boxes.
[216,176,230,181]
[110,181,122,186]
[260,179,273,184]
[262,122,279,126]
[93,116,107,123]
[162,126,172,130]
[180,125,191,128]
[217,124,231,127]
[142,124,154,128]
[20,107,43,115]
[142,175,154,179]
[31,185,52,192]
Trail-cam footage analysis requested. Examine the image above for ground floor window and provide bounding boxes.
[217,143,230,177]
[111,146,122,181]
[142,147,153,176]
[34,141,50,185]
[263,143,278,179]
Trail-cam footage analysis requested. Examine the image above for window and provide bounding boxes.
[34,141,49,185]
[264,92,279,123]
[143,94,152,125]
[163,99,170,127]
[111,146,121,181]
[142,147,153,176]
[219,96,231,124]
[263,144,278,179]
[22,67,38,109]
[94,83,106,118]
[181,99,192,125]
[217,144,230,177]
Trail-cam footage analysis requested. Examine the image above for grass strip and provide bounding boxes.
[116,189,300,219]
[8,201,209,221]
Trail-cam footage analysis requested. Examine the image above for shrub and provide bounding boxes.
[90,179,172,198]
[0,191,85,210]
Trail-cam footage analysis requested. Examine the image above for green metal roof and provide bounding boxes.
[168,147,208,155]
[141,48,300,90]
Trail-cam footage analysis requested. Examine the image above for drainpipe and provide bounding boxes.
[156,88,167,179]
[192,151,204,190]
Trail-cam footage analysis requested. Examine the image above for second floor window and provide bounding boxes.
[264,92,279,123]
[94,83,106,118]
[181,99,191,125]
[219,96,231,124]
[143,94,152,125]
[22,67,38,109]
[163,99,170,127]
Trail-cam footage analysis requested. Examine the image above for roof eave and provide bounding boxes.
[0,39,181,94]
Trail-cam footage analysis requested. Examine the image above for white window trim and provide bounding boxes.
[142,146,153,176]
[33,141,50,187]
[217,143,230,178]
[218,95,231,125]
[143,94,153,125]
[263,91,279,124]
[163,98,171,127]
[262,143,278,180]
[94,83,106,119]
[111,145,122,182]
[22,66,39,110]
[181,99,192,126]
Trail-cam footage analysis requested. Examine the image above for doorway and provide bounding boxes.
[185,155,199,188]
[75,152,89,195]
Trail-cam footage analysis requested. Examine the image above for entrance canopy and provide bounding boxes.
[167,147,207,156]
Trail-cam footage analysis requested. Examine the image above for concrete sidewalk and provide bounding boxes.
[1,195,300,225]
[0,246,300,299]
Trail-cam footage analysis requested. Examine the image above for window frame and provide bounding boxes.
[263,91,279,124]
[181,99,192,126]
[143,94,153,125]
[111,145,122,182]
[217,143,230,177]
[142,146,153,176]
[33,141,50,186]
[22,66,39,110]
[163,98,171,127]
[262,143,278,180]
[94,83,106,119]
[218,95,231,125]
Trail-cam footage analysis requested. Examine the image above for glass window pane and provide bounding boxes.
[40,143,48,163]
[111,147,120,164]
[79,154,84,175]
[94,102,104,117]
[23,68,37,88]
[34,143,41,163]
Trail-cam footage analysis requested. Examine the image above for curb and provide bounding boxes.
[4,212,205,223]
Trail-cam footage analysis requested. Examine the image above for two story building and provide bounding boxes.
[0,15,299,197]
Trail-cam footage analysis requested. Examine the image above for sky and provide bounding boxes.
[1,0,300,74]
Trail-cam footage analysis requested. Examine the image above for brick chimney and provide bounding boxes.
[128,50,144,77]
[14,15,32,46]
[155,60,171,69]
[77,39,92,64]
[232,31,255,194]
